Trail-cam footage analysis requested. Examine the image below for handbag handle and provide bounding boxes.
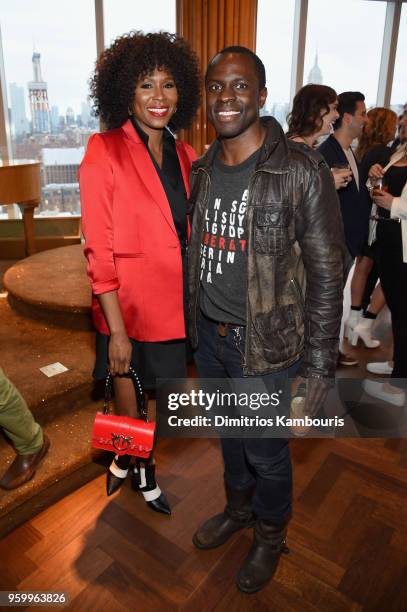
[103,366,148,421]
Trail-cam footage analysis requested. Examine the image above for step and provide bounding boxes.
[0,401,107,538]
[3,244,92,330]
[0,298,96,422]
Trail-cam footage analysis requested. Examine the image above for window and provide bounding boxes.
[256,0,295,129]
[0,0,97,216]
[391,3,407,114]
[303,0,387,108]
[103,0,176,46]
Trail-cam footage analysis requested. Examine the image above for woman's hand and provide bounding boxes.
[97,290,133,376]
[373,189,394,211]
[368,163,384,180]
[331,167,353,190]
[108,330,132,375]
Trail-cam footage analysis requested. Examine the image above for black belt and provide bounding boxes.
[202,313,245,337]
[370,215,401,223]
[217,322,245,337]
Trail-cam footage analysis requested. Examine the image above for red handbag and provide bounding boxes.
[92,367,155,458]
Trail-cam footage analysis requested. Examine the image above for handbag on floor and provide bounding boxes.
[92,366,155,458]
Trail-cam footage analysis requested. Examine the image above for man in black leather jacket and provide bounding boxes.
[188,47,346,594]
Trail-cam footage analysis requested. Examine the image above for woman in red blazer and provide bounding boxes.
[79,32,200,514]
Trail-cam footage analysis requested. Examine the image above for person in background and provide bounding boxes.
[286,84,352,189]
[392,110,407,150]
[80,31,200,514]
[0,368,50,490]
[363,144,407,405]
[318,91,370,367]
[340,107,399,352]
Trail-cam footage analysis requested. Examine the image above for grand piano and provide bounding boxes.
[0,159,41,256]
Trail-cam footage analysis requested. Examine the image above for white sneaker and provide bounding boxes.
[362,380,405,407]
[366,361,393,375]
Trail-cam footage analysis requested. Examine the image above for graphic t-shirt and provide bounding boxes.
[200,148,260,325]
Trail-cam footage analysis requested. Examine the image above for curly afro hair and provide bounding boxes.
[287,84,337,138]
[90,31,201,131]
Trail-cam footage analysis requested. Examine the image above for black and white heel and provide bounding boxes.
[106,454,131,496]
[132,459,171,515]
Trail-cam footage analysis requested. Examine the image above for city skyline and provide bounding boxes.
[8,50,96,139]
[8,50,95,125]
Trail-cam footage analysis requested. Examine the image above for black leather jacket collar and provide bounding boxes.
[192,116,291,174]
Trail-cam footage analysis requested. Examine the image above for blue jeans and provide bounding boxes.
[194,315,300,521]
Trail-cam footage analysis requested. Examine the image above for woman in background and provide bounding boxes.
[287,84,356,366]
[363,144,407,406]
[80,31,200,514]
[342,108,398,352]
[286,84,351,188]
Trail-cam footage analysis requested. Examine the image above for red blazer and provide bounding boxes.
[79,119,196,341]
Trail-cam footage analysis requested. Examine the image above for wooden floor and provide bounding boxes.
[1,257,406,610]
[1,434,406,611]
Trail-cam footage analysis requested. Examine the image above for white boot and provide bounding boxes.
[344,309,361,339]
[349,316,380,348]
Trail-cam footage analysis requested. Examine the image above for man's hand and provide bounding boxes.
[108,331,132,375]
[331,167,352,190]
[290,376,333,437]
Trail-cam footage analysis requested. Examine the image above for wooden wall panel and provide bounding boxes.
[177,0,258,154]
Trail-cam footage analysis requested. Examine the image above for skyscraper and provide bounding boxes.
[66,106,75,126]
[50,105,60,133]
[28,52,51,133]
[81,100,92,127]
[9,83,28,138]
[307,52,323,85]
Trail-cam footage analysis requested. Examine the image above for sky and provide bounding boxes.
[0,0,176,117]
[0,0,405,120]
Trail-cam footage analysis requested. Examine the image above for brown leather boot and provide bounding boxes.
[0,435,50,490]
[192,483,255,550]
[236,518,289,593]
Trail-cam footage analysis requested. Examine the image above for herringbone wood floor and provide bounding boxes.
[0,435,406,611]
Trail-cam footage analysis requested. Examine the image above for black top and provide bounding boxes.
[359,144,392,189]
[379,165,407,219]
[131,117,188,243]
[360,145,406,219]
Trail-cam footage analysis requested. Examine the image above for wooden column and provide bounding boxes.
[177,0,258,155]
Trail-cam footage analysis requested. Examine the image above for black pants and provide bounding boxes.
[377,222,407,379]
[194,315,300,521]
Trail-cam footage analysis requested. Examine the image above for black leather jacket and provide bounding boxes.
[188,117,346,381]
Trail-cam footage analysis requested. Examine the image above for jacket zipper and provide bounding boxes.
[193,167,210,343]
[291,278,305,319]
[243,169,263,375]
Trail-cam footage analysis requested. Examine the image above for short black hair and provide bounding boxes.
[90,31,201,131]
[334,91,365,129]
[205,45,266,90]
